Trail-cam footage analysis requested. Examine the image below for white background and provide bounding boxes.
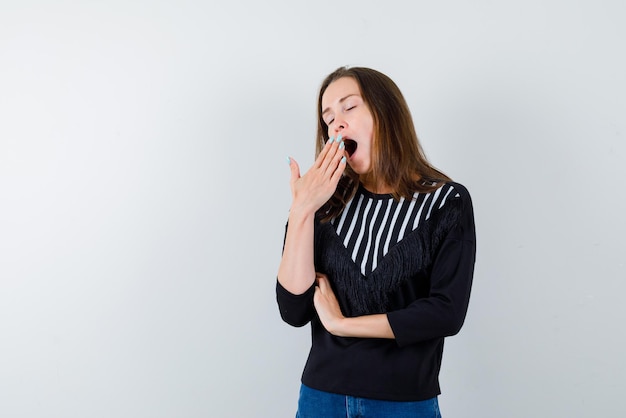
[1,1,624,417]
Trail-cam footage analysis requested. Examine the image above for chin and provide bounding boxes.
[348,162,370,176]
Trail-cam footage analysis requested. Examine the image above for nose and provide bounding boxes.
[333,118,347,133]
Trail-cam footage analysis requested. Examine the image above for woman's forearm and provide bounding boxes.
[277,207,317,295]
[330,314,396,339]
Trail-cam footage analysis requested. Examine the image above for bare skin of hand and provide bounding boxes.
[288,136,346,215]
[313,273,396,339]
[313,273,345,335]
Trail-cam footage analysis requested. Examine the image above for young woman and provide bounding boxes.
[276,66,476,418]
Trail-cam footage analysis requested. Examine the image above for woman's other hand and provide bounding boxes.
[313,273,346,335]
[314,273,396,339]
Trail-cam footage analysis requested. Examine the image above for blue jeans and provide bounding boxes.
[296,384,442,418]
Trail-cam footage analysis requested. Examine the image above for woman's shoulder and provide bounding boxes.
[442,181,472,201]
[418,180,471,201]
[439,181,475,235]
[422,181,474,225]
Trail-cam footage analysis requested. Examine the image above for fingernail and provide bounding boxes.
[341,156,346,164]
[339,141,345,150]
[337,133,342,141]
[328,136,335,144]
[286,156,291,165]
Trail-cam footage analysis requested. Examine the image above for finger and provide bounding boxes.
[313,136,336,168]
[319,133,346,167]
[319,135,344,174]
[316,275,329,292]
[287,157,301,187]
[319,139,346,183]
[313,286,323,307]
[329,155,347,184]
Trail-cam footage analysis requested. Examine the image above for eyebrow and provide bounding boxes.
[321,94,360,116]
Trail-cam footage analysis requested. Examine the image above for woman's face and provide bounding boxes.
[321,77,375,177]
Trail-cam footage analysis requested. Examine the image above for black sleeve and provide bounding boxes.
[387,183,476,347]
[276,280,316,327]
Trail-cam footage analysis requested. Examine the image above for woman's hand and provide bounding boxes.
[278,138,345,296]
[314,273,396,339]
[313,273,346,335]
[288,135,346,215]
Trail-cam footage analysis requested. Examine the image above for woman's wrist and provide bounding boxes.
[288,203,317,223]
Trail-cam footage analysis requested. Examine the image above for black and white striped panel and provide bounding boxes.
[331,184,460,276]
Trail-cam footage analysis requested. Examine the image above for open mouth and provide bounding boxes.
[344,139,357,157]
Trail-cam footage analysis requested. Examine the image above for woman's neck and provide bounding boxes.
[360,176,394,194]
[360,172,423,194]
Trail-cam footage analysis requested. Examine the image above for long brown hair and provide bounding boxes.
[316,66,451,221]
